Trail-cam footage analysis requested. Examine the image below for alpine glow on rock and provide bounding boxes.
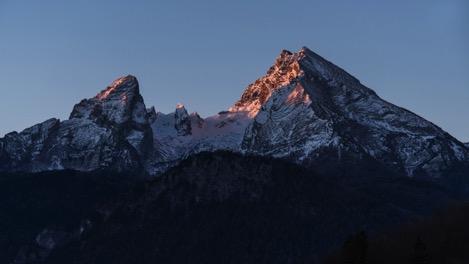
[1,47,467,179]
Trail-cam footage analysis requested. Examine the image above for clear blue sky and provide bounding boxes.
[0,0,468,141]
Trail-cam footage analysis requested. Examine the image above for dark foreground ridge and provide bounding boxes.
[326,203,469,263]
[1,151,459,264]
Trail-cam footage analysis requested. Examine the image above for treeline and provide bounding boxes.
[326,203,469,264]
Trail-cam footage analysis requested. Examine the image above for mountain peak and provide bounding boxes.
[278,49,293,57]
[233,47,468,178]
[275,46,318,66]
[298,46,317,56]
[230,48,305,116]
[174,103,191,136]
[70,75,148,125]
[273,49,300,68]
[230,46,366,117]
[96,75,139,100]
[175,103,185,110]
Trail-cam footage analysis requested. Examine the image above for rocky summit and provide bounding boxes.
[0,75,153,172]
[1,47,468,181]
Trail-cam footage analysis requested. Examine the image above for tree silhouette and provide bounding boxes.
[342,231,368,264]
[412,236,430,264]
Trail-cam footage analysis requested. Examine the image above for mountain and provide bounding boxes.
[0,76,153,173]
[147,47,468,179]
[1,47,468,181]
[233,48,468,178]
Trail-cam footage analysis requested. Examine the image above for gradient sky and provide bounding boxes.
[0,0,468,141]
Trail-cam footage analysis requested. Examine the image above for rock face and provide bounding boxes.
[234,47,468,177]
[173,104,192,136]
[1,48,468,179]
[0,118,61,171]
[148,47,468,178]
[0,75,153,172]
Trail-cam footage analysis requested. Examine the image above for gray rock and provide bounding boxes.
[235,47,468,178]
[0,75,153,172]
[1,48,467,179]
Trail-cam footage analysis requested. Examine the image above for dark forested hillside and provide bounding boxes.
[12,151,450,264]
[0,170,138,263]
[326,203,469,264]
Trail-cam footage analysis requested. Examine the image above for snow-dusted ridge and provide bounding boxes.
[236,47,469,177]
[0,76,153,172]
[1,47,468,178]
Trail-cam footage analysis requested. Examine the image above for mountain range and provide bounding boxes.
[1,47,468,182]
[1,47,469,263]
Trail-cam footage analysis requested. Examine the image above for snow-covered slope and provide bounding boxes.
[145,47,468,177]
[234,48,468,177]
[1,47,467,178]
[145,105,251,173]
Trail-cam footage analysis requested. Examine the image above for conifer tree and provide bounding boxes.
[341,231,368,264]
[412,236,430,264]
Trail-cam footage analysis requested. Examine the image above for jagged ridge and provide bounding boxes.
[236,47,468,177]
[0,48,468,181]
[0,76,153,172]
